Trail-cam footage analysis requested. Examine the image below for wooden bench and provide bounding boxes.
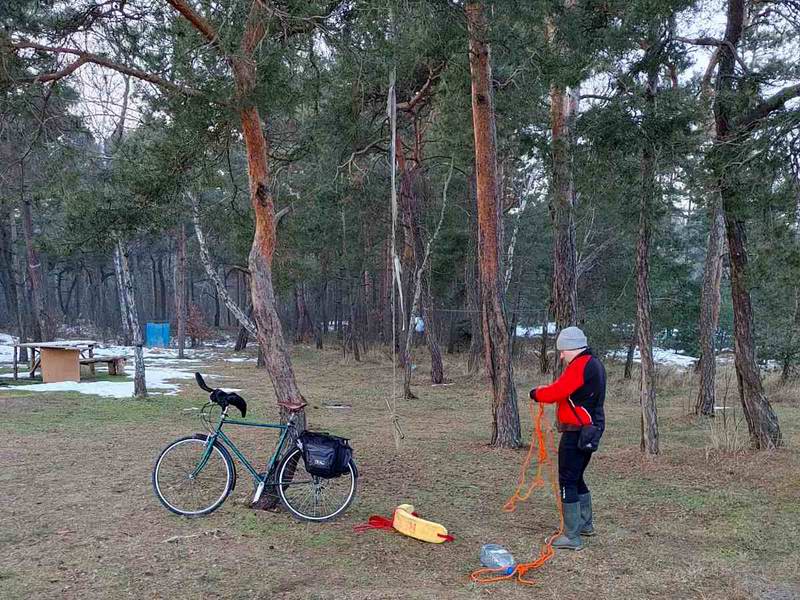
[80,356,127,376]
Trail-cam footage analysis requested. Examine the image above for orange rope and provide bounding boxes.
[470,401,563,586]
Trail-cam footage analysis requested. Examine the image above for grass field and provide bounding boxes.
[1,344,798,599]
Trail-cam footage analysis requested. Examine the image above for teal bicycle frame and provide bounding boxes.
[194,406,297,504]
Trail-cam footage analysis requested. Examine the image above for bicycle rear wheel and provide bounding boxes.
[276,447,357,522]
[152,435,235,517]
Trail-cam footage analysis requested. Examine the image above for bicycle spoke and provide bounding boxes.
[278,449,356,521]
[154,438,231,516]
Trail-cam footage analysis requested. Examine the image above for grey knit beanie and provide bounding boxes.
[556,326,588,351]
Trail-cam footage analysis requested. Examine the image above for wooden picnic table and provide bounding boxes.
[13,341,97,383]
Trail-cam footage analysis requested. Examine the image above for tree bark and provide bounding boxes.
[115,238,147,397]
[548,19,580,376]
[113,239,132,345]
[294,283,315,344]
[637,67,659,456]
[466,174,483,374]
[713,0,781,449]
[695,197,726,414]
[238,100,306,428]
[540,312,550,375]
[20,170,50,341]
[467,2,521,448]
[396,144,445,387]
[9,213,29,359]
[158,256,167,321]
[624,322,638,380]
[174,224,188,358]
[0,199,20,332]
[150,255,159,321]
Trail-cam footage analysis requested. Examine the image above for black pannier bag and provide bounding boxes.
[299,431,353,478]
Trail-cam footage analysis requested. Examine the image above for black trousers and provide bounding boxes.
[558,431,591,503]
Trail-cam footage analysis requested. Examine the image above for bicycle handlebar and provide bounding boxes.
[195,372,247,418]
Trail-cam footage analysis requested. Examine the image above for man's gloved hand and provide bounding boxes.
[529,388,539,402]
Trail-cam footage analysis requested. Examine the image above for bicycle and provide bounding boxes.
[152,373,358,521]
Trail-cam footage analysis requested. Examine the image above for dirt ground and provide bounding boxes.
[1,344,799,600]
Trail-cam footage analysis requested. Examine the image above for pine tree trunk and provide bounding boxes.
[158,256,167,321]
[10,214,29,359]
[20,182,50,341]
[549,84,579,375]
[466,175,483,374]
[396,153,445,386]
[536,312,549,374]
[116,238,147,397]
[424,292,444,384]
[174,224,188,358]
[624,321,638,380]
[75,269,82,322]
[294,283,315,344]
[235,298,254,352]
[637,68,659,456]
[696,197,725,414]
[467,2,521,448]
[0,199,20,336]
[150,255,159,321]
[713,0,781,449]
[113,242,133,345]
[237,98,306,429]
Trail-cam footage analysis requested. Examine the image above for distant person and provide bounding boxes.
[530,326,606,551]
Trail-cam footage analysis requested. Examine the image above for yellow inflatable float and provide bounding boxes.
[354,503,454,543]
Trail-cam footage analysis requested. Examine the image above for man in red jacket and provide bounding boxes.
[530,326,606,551]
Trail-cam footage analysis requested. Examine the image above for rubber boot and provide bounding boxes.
[550,501,584,551]
[579,492,595,536]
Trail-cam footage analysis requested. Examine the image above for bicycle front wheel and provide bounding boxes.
[277,447,357,522]
[152,435,235,517]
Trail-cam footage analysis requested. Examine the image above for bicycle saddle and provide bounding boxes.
[196,372,247,417]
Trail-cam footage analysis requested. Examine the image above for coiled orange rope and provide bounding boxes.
[470,401,564,586]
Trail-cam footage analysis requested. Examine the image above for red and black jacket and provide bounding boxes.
[530,348,606,432]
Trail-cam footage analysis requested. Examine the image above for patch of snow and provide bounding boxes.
[0,337,230,398]
[224,357,256,363]
[515,323,557,338]
[612,347,698,370]
[0,333,18,363]
[5,366,196,398]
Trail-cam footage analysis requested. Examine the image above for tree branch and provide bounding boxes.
[674,36,750,74]
[8,39,202,96]
[736,83,800,130]
[396,65,444,112]
[165,0,222,50]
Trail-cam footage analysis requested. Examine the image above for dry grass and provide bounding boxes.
[1,344,799,600]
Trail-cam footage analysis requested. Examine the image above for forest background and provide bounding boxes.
[2,0,800,453]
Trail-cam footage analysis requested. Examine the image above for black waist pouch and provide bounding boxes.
[577,424,603,453]
[568,399,603,453]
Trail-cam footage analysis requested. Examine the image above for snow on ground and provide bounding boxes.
[515,323,558,338]
[5,367,196,398]
[608,347,698,370]
[0,334,244,398]
[0,333,17,364]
